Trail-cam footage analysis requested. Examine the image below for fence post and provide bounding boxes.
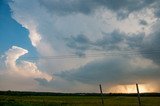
[99,84,104,106]
[136,83,141,106]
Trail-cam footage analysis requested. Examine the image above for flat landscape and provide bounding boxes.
[0,92,160,106]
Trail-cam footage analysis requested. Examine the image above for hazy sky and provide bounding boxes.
[0,0,160,93]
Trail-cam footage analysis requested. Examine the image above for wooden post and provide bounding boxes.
[136,83,141,106]
[99,84,104,106]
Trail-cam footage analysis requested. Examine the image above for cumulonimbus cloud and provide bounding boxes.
[7,0,160,92]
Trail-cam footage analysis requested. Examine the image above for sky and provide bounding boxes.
[0,0,160,93]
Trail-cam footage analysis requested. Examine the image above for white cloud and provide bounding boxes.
[5,46,28,70]
[28,25,41,47]
[9,0,53,52]
[0,46,53,91]
[5,46,52,81]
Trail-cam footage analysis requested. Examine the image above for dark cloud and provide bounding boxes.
[34,76,95,93]
[66,34,91,56]
[95,31,144,51]
[65,27,160,66]
[154,9,160,18]
[38,0,95,15]
[35,78,49,86]
[58,57,127,84]
[66,30,144,53]
[38,0,157,19]
[139,19,148,26]
[95,0,156,19]
[93,29,160,66]
[126,33,144,49]
[140,30,160,64]
[153,1,160,18]
[95,30,125,50]
[57,56,160,85]
[66,34,90,50]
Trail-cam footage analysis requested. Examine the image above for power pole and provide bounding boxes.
[99,84,104,106]
[136,83,141,106]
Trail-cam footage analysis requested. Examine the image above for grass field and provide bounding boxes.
[0,95,160,106]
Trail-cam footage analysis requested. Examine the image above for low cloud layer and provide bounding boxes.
[58,56,160,84]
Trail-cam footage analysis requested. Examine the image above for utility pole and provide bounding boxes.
[99,84,104,106]
[136,83,141,106]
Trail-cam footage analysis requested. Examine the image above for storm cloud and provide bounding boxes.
[3,0,160,92]
[57,56,160,84]
[39,0,157,19]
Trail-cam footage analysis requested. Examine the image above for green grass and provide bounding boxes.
[0,95,160,106]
